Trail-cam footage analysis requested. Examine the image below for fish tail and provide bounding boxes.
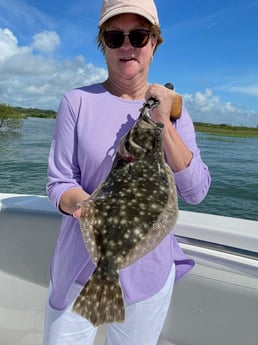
[72,275,125,326]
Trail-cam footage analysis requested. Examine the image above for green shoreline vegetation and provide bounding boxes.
[9,105,56,119]
[1,103,258,137]
[194,122,258,138]
[0,103,56,133]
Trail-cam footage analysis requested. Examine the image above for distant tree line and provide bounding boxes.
[194,122,258,130]
[1,103,258,137]
[13,106,56,118]
[0,104,24,132]
[194,122,258,137]
[0,103,56,132]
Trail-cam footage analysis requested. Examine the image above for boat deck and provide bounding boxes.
[1,193,258,345]
[0,271,174,345]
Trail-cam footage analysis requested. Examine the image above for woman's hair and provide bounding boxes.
[97,16,163,54]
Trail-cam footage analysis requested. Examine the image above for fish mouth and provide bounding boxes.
[141,112,164,129]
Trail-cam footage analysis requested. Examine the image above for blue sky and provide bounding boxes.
[0,0,258,126]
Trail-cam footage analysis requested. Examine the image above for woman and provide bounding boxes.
[44,0,211,344]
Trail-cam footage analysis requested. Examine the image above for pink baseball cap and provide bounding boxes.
[99,0,159,26]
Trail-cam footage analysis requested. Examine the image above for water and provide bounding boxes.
[1,117,258,221]
[0,117,54,196]
[178,133,258,221]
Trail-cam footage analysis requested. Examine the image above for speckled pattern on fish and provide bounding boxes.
[72,103,178,326]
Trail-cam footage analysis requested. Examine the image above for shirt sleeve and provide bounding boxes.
[173,106,211,205]
[46,93,83,210]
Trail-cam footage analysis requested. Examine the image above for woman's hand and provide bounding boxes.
[145,84,176,125]
[146,84,193,173]
[72,201,94,219]
[59,187,90,216]
[73,208,82,218]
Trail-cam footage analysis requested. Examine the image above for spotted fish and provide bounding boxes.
[72,100,178,326]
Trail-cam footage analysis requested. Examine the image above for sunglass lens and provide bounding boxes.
[129,30,150,48]
[103,30,151,49]
[104,31,124,49]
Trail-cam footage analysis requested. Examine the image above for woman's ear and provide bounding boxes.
[151,37,158,54]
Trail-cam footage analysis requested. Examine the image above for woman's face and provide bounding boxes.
[103,13,157,84]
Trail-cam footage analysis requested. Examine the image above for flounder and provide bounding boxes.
[72,100,178,326]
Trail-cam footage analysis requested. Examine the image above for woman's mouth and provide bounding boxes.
[120,57,136,62]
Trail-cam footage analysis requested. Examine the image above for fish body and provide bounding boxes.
[72,104,178,326]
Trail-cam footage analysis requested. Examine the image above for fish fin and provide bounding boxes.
[79,200,100,265]
[119,167,178,269]
[72,275,125,326]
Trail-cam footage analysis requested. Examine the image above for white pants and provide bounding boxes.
[43,263,175,345]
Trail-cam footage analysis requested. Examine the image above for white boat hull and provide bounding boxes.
[1,193,258,345]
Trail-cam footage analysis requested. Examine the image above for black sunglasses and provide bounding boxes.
[103,29,151,49]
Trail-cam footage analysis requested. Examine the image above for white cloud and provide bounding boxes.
[224,84,258,97]
[1,27,257,127]
[32,31,60,53]
[0,27,107,110]
[184,88,258,127]
[0,28,31,62]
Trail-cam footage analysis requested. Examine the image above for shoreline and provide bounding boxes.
[25,116,258,138]
[2,104,258,137]
[18,117,258,138]
[194,122,258,138]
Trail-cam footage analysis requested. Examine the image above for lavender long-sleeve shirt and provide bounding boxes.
[47,83,211,310]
